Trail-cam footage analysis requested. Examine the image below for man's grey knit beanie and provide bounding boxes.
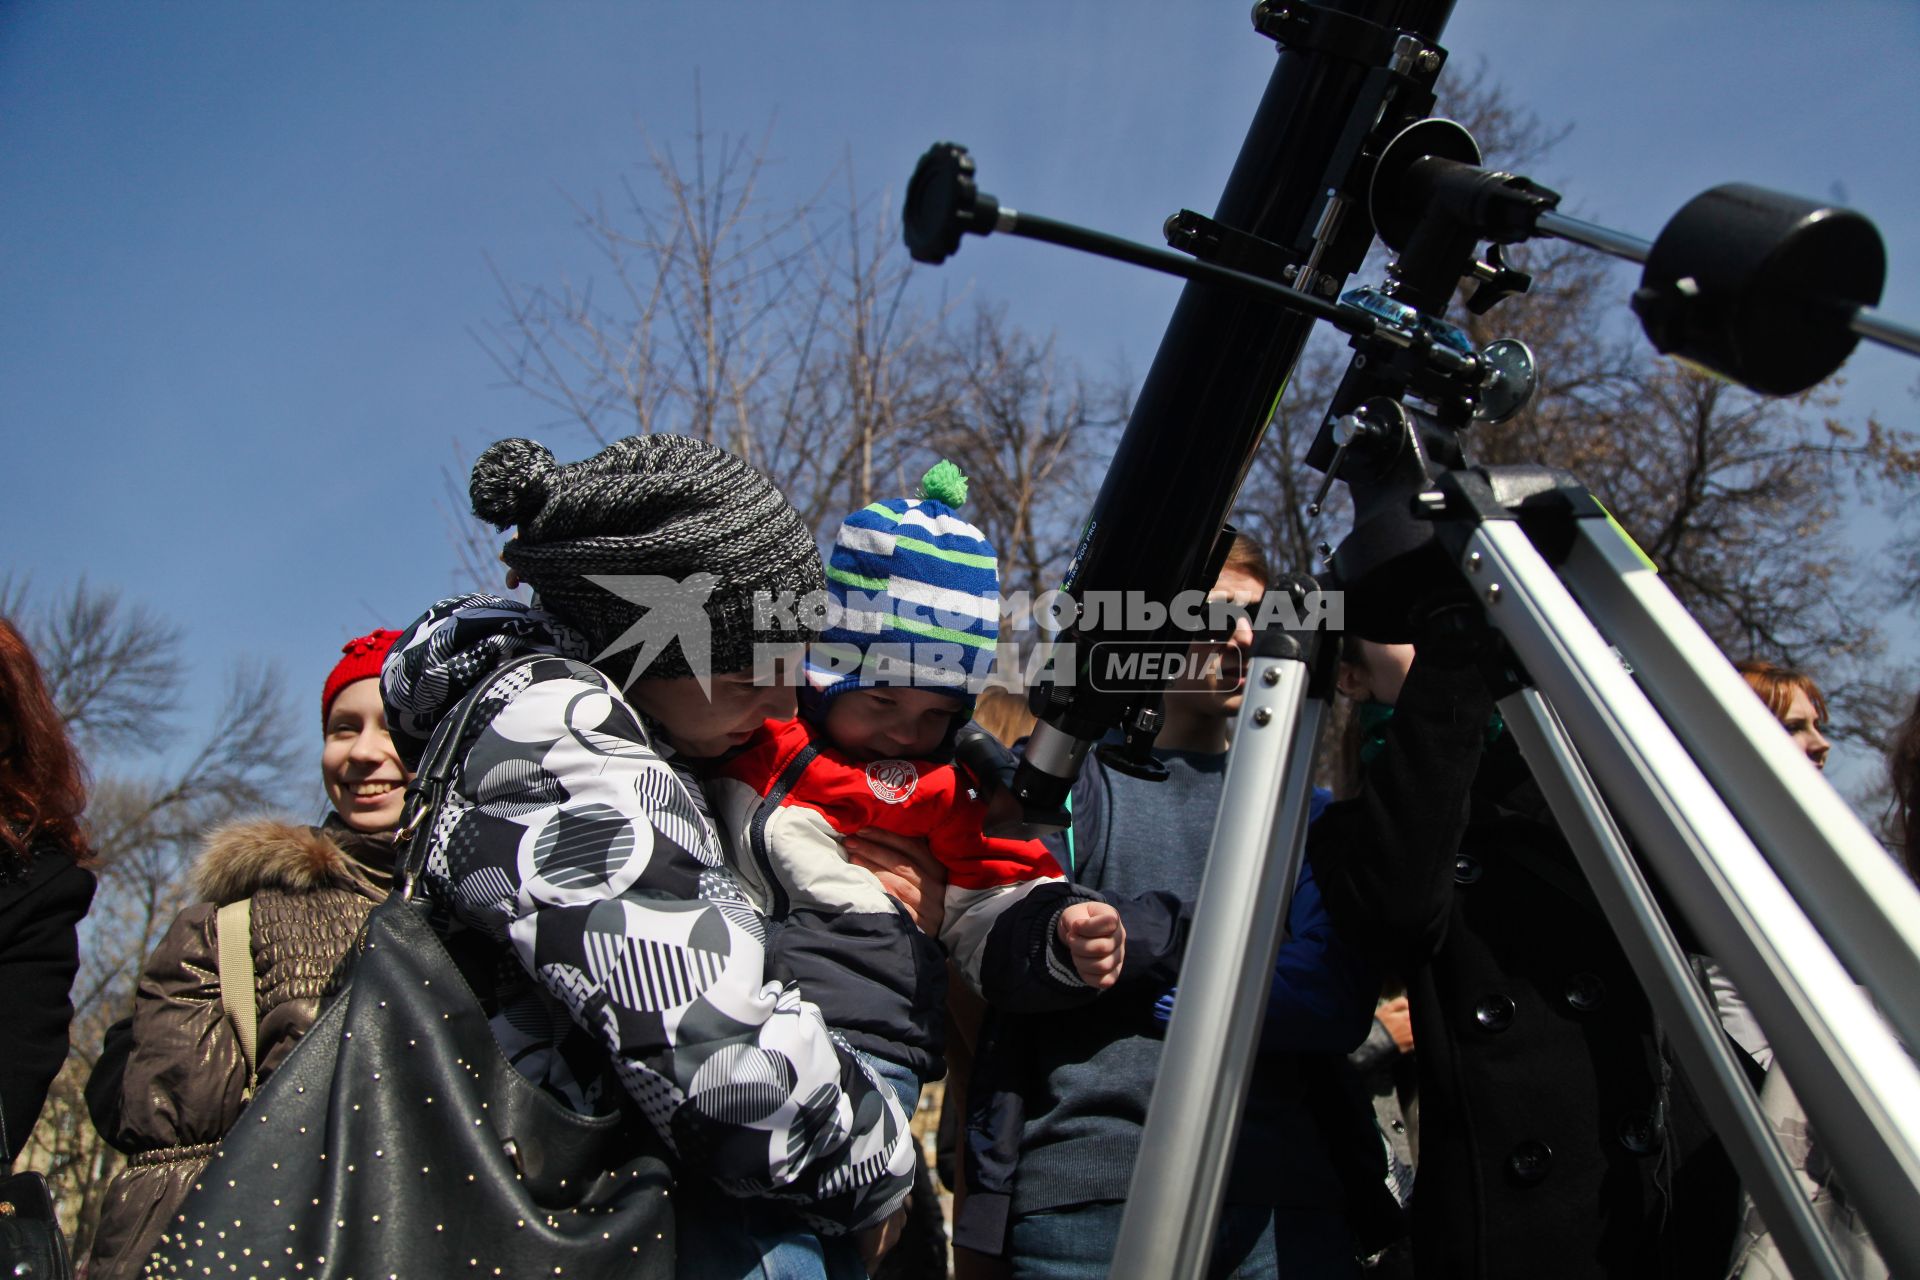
[469,434,825,678]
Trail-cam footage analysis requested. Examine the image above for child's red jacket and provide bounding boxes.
[709,716,1103,1079]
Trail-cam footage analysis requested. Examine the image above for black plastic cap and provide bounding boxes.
[1633,184,1885,396]
[904,142,993,265]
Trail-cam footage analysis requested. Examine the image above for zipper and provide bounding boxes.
[749,741,818,919]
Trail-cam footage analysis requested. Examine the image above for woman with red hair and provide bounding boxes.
[0,617,97,1173]
[1735,658,1832,770]
[1723,658,1890,1276]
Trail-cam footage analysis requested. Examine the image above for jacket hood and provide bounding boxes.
[381,593,593,766]
[192,819,388,905]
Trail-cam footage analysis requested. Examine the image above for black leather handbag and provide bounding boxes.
[0,1109,72,1280]
[147,656,675,1279]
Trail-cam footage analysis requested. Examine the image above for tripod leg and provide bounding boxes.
[1108,651,1325,1280]
[1559,518,1920,1055]
[1463,516,1920,1275]
[1503,687,1849,1280]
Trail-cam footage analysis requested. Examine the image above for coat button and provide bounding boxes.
[1564,971,1606,1013]
[1453,854,1483,885]
[1618,1112,1663,1155]
[1474,994,1516,1032]
[1508,1140,1553,1186]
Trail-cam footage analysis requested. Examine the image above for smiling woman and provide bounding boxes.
[81,628,410,1280]
[321,677,409,830]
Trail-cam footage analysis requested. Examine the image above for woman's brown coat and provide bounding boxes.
[84,818,390,1280]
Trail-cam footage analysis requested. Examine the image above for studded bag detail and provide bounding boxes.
[145,656,674,1279]
[0,1101,73,1280]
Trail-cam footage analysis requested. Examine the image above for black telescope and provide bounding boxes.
[905,33,1915,802]
[906,0,1460,816]
[901,7,1920,1276]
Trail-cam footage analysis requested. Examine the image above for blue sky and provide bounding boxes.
[3,1,1916,788]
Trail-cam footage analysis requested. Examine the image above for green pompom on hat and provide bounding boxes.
[807,458,1000,705]
[919,459,970,508]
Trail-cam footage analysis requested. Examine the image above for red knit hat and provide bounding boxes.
[322,629,405,725]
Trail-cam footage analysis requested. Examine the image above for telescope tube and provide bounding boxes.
[1017,0,1457,804]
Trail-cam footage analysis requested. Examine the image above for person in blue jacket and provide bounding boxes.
[956,535,1384,1280]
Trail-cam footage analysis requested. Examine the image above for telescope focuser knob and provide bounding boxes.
[1309,413,1387,515]
[1331,413,1370,448]
[905,142,1002,265]
[1095,700,1172,783]
[1466,243,1533,316]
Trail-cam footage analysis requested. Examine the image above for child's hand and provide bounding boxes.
[1377,994,1415,1053]
[1057,901,1125,989]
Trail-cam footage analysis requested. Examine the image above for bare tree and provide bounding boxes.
[461,103,1127,618]
[1878,379,1920,613]
[1231,70,1919,749]
[930,304,1129,596]
[477,91,820,455]
[756,164,954,531]
[3,579,303,1255]
[30,583,183,758]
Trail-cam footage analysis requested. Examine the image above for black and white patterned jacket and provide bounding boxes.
[382,594,915,1233]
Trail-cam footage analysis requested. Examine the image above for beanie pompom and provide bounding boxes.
[920,459,970,508]
[470,438,558,531]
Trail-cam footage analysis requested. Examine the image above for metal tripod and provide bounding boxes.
[1109,471,1920,1280]
[897,2,1920,1273]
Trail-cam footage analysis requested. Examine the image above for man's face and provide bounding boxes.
[1166,566,1266,720]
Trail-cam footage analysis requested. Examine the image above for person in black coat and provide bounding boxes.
[0,617,96,1167]
[1306,640,1738,1279]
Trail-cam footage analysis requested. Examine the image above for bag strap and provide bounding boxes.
[394,653,548,896]
[216,896,261,1098]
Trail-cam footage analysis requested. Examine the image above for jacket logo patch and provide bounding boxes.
[865,760,919,805]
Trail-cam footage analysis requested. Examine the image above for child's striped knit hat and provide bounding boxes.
[808,461,1000,706]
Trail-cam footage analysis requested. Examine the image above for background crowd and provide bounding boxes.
[5,8,1919,1278]
[4,426,1920,1277]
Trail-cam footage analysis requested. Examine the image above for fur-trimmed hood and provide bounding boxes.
[191,819,391,905]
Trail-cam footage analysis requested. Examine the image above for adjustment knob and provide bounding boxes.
[1473,338,1537,424]
[904,143,1000,265]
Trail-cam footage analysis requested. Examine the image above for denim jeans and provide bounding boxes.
[671,1047,922,1280]
[675,1184,867,1280]
[1008,1200,1360,1280]
[674,1054,920,1280]
[855,1050,924,1119]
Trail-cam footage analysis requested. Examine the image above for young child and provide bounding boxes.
[710,462,1124,1112]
